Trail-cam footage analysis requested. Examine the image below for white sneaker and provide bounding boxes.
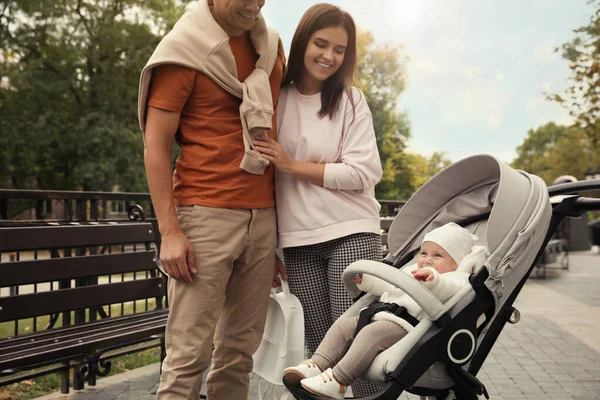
[300,368,346,399]
[283,359,322,383]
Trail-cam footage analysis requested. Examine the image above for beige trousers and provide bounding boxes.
[156,205,276,400]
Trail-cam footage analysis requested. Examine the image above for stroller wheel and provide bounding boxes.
[508,308,520,324]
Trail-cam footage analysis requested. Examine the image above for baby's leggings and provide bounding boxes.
[311,316,407,386]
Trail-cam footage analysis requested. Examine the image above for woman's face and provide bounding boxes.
[300,26,348,89]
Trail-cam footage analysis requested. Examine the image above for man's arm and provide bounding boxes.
[144,106,196,283]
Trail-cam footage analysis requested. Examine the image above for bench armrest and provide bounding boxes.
[342,260,445,321]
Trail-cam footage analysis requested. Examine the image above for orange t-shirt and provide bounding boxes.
[147,33,285,209]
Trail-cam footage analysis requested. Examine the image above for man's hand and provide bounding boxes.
[272,254,288,288]
[160,232,196,283]
[412,269,434,282]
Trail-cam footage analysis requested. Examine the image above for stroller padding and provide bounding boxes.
[343,261,445,319]
[340,230,484,388]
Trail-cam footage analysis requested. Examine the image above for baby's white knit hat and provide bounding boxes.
[422,222,477,265]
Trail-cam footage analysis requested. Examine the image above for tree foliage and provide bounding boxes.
[355,31,413,200]
[511,122,596,184]
[0,0,189,190]
[1,4,436,200]
[551,0,600,148]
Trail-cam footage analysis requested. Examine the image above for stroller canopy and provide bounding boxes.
[384,154,551,309]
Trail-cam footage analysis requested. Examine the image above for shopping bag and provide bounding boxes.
[253,278,304,399]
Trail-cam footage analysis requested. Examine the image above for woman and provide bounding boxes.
[253,3,383,396]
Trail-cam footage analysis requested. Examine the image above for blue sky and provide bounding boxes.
[262,0,592,164]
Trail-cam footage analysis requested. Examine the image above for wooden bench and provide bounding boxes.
[0,222,167,393]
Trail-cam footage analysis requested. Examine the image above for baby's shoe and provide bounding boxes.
[283,359,322,383]
[300,368,346,399]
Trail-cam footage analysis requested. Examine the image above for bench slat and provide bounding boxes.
[0,251,157,287]
[0,278,164,322]
[0,310,169,355]
[0,223,155,252]
[0,315,167,371]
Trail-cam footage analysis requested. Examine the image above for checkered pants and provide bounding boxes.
[283,232,382,396]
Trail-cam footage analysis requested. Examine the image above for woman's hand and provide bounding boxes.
[253,136,296,174]
[272,253,288,288]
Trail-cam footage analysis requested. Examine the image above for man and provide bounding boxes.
[138,0,286,398]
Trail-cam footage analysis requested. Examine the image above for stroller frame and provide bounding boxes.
[284,175,600,400]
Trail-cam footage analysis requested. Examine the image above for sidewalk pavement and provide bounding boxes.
[35,251,600,400]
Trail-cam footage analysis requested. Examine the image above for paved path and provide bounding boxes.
[34,251,600,399]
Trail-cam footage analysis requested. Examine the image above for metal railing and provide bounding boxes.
[0,189,154,224]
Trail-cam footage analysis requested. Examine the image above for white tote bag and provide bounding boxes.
[253,279,305,400]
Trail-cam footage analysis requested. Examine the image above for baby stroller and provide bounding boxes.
[283,154,600,400]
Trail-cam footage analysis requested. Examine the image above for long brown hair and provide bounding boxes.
[282,3,357,119]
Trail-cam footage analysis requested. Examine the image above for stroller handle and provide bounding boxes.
[573,197,600,212]
[343,260,445,321]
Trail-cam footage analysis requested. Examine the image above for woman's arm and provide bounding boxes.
[322,111,383,192]
[254,89,382,191]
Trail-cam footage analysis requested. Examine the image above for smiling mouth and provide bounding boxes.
[238,12,255,20]
[316,61,332,69]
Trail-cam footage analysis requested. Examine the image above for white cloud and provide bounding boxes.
[525,94,573,127]
[525,97,540,113]
[487,114,503,131]
[462,65,482,80]
[533,40,561,63]
[413,58,442,76]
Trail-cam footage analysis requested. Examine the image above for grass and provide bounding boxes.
[0,300,162,400]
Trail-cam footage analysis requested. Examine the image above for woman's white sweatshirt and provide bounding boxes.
[275,84,383,248]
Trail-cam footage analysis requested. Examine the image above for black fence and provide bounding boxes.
[0,189,155,225]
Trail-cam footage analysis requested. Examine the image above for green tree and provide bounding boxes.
[546,128,598,182]
[0,0,188,191]
[406,152,452,191]
[511,122,568,182]
[511,122,595,184]
[356,31,413,200]
[551,0,600,148]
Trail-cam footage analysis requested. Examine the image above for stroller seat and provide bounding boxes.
[347,220,490,389]
[284,154,555,400]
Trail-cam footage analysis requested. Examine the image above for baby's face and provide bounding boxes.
[417,241,458,274]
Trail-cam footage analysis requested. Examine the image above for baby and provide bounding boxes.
[283,222,488,399]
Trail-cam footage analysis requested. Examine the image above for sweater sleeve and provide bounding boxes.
[323,90,383,192]
[357,274,395,297]
[421,268,469,304]
[357,264,417,297]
